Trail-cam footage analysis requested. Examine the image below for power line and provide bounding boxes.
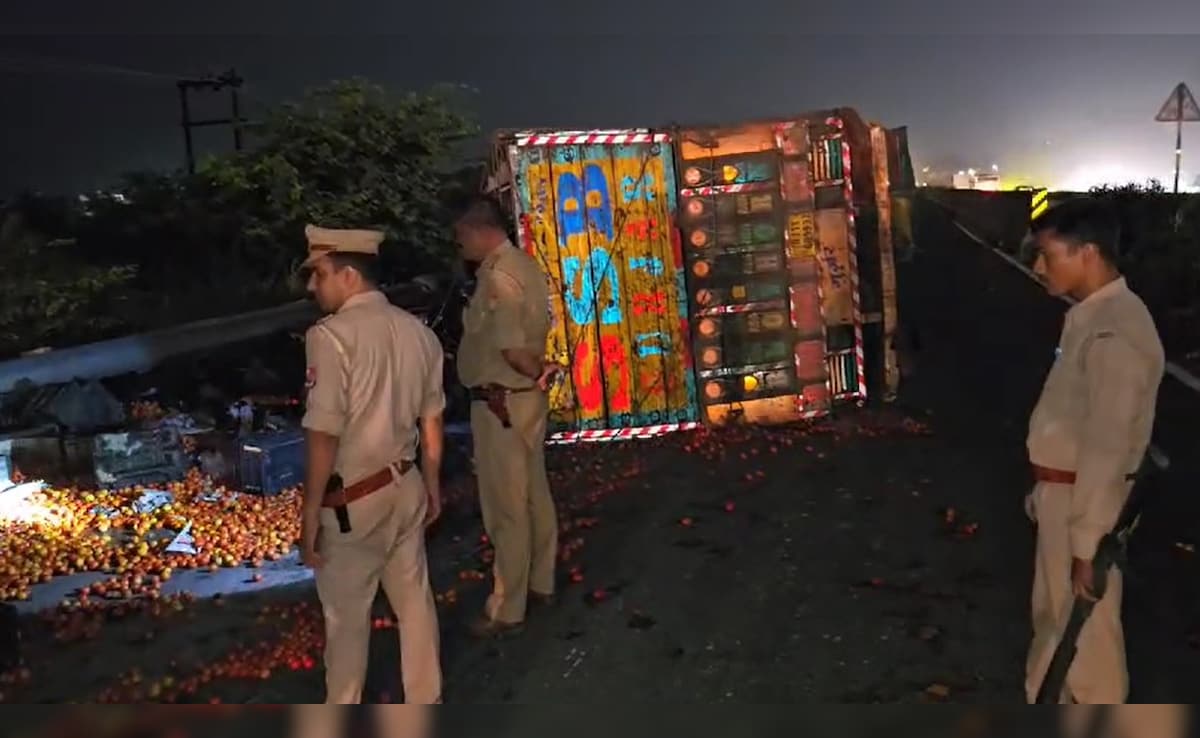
[0,53,185,84]
[0,51,278,111]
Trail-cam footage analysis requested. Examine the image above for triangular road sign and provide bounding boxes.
[1155,82,1200,122]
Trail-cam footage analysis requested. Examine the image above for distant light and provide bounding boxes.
[991,164,999,172]
[967,168,976,176]
[921,166,930,173]
[957,170,966,176]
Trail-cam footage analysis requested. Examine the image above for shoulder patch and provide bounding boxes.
[305,366,317,390]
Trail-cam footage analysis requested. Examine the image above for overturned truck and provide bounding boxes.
[485,108,913,442]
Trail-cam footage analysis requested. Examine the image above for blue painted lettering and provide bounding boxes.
[628,256,664,276]
[590,248,622,325]
[556,172,585,247]
[584,164,614,241]
[621,172,658,203]
[562,249,623,327]
[635,331,670,358]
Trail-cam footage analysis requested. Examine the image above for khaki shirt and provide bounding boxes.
[302,291,445,485]
[457,240,550,389]
[1027,277,1164,559]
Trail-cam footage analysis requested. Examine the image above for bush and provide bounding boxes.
[1,79,479,356]
[1089,181,1200,349]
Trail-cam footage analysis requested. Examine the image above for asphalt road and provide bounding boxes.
[372,198,1200,710]
[6,200,1199,730]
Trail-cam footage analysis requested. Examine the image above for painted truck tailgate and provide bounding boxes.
[506,132,698,437]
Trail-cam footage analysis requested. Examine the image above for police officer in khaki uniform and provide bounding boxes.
[452,197,559,638]
[1023,200,1172,721]
[298,225,443,704]
[1057,705,1189,738]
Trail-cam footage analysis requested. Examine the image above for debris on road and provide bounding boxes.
[627,612,656,631]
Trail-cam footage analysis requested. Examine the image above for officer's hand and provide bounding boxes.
[1071,557,1098,602]
[424,486,442,527]
[536,362,561,391]
[301,529,323,569]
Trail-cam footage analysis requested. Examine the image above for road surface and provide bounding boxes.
[6,200,1199,716]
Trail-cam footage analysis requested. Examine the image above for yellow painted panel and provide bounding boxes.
[549,151,607,427]
[787,212,818,262]
[678,123,778,161]
[518,156,577,423]
[814,209,854,326]
[643,159,694,419]
[704,396,804,426]
[612,153,671,418]
[515,142,699,432]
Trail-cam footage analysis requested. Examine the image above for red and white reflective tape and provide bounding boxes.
[515,130,671,147]
[547,422,702,445]
[837,126,868,403]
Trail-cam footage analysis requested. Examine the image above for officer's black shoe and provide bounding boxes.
[527,591,557,610]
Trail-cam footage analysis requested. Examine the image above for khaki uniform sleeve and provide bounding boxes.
[302,325,348,436]
[489,267,529,351]
[420,328,446,418]
[1070,331,1151,559]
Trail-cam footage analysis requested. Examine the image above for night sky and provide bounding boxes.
[3,2,1200,196]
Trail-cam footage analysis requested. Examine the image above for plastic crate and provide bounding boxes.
[238,429,304,496]
[93,429,187,488]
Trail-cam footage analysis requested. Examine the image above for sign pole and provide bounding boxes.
[1175,85,1184,195]
[1156,82,1200,194]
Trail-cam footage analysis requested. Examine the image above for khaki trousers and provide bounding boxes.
[315,466,441,704]
[471,390,557,624]
[1025,481,1127,704]
[291,706,432,738]
[1059,705,1189,738]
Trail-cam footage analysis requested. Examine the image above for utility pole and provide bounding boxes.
[177,69,246,174]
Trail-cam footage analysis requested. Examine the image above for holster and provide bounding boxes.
[325,473,352,533]
[469,385,513,428]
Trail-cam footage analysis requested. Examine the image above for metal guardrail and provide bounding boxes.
[0,280,443,394]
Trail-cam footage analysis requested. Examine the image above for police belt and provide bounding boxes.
[322,460,414,510]
[1031,465,1137,485]
[467,384,538,401]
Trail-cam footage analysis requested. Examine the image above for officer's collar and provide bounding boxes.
[1066,276,1126,325]
[479,239,515,269]
[337,290,387,313]
[1075,275,1127,308]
